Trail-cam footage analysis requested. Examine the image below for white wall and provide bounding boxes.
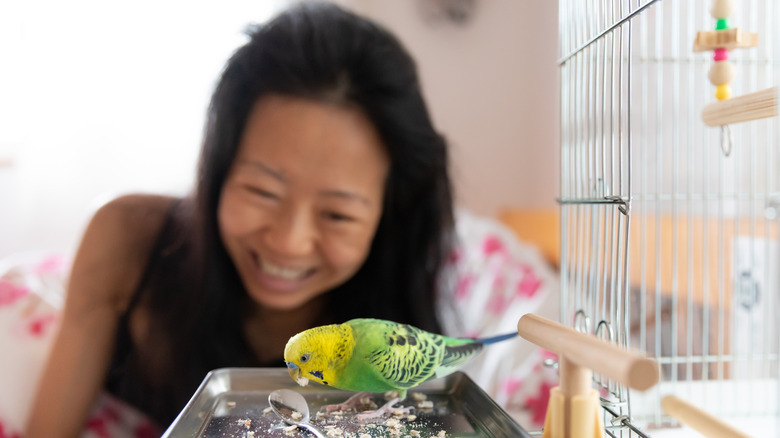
[338,0,560,215]
[0,0,560,259]
[0,0,286,258]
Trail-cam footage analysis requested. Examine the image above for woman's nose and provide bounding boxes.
[264,209,316,256]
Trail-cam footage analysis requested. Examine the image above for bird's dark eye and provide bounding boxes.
[300,354,310,363]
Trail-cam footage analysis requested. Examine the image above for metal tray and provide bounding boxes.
[162,368,532,438]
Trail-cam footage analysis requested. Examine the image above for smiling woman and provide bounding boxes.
[218,95,389,312]
[22,2,456,436]
[5,2,564,437]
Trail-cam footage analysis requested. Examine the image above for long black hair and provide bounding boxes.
[113,1,455,427]
[197,1,454,327]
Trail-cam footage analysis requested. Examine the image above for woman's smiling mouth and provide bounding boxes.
[260,258,312,280]
[250,252,316,289]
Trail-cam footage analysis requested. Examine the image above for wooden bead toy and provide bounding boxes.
[710,0,734,20]
[694,0,775,131]
[708,60,735,86]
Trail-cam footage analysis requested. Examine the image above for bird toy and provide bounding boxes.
[693,0,777,156]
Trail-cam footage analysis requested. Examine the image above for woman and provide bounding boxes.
[26,2,454,435]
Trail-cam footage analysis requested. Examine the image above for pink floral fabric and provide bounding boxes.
[437,210,560,430]
[0,252,160,438]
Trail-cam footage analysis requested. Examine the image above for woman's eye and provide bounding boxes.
[323,211,355,222]
[246,186,278,200]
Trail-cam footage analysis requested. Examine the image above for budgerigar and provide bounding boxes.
[283,318,517,414]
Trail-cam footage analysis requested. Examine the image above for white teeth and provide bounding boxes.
[260,259,308,279]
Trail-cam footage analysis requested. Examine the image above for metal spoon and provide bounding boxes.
[268,389,327,438]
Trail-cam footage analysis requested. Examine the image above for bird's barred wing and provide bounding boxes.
[363,322,446,389]
[436,341,484,379]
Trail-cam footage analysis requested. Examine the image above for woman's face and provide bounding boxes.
[218,94,389,311]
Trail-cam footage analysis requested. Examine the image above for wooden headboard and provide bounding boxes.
[498,207,779,306]
[497,208,560,268]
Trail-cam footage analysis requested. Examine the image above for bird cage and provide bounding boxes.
[558,0,779,435]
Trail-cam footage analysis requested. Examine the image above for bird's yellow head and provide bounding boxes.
[284,323,354,389]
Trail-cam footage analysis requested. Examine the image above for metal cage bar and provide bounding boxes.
[558,0,780,435]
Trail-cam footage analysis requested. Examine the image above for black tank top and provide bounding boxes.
[103,199,284,430]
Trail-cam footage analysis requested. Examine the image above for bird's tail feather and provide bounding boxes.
[476,332,518,345]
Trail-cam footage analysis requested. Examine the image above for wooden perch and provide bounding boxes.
[693,28,759,52]
[517,314,659,438]
[661,395,752,438]
[702,86,778,126]
[517,313,659,390]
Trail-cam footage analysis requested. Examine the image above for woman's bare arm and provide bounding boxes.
[25,194,174,438]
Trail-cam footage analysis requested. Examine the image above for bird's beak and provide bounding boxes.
[286,362,309,386]
[285,361,309,386]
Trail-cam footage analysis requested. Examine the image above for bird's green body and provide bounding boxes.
[284,318,515,398]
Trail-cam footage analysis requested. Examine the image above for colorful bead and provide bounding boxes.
[713,48,729,61]
[708,61,735,86]
[708,0,735,102]
[715,84,732,100]
[710,0,735,19]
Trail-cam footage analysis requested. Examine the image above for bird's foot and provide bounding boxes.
[323,392,376,413]
[355,397,412,422]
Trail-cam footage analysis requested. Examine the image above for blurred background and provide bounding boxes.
[0,0,559,259]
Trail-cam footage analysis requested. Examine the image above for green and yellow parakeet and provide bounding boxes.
[283,318,517,401]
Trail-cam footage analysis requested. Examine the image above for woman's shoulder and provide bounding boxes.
[89,194,179,254]
[95,193,178,224]
[69,193,181,312]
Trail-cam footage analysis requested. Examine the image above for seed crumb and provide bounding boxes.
[325,426,344,437]
[417,400,433,409]
[384,390,399,400]
[411,392,427,401]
